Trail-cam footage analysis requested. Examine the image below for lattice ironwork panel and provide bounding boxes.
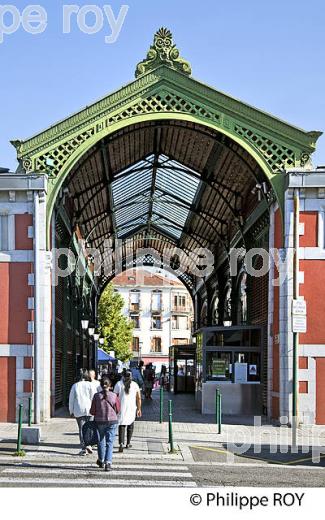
[29,92,222,178]
[33,128,96,176]
[234,125,296,172]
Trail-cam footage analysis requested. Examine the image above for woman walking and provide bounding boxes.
[114,370,142,453]
[90,375,120,471]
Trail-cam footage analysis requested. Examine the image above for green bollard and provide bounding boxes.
[218,391,222,434]
[216,388,222,434]
[28,397,33,427]
[17,404,23,453]
[168,400,175,453]
[160,385,164,424]
[215,388,219,426]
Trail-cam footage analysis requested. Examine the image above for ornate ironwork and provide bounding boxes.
[135,28,192,78]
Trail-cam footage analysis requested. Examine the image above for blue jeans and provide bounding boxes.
[97,423,118,464]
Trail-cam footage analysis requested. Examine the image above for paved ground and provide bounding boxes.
[1,389,325,487]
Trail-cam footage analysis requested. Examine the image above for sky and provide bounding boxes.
[1,0,325,170]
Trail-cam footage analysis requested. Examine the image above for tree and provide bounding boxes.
[98,283,133,362]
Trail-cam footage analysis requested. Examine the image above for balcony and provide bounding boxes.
[172,305,191,314]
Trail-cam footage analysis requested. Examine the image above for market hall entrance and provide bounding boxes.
[10,28,319,422]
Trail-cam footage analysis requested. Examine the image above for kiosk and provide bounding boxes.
[194,326,263,415]
[169,345,196,393]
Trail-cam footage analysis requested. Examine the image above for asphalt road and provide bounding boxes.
[188,463,325,487]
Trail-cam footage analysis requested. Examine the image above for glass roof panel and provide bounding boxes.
[112,168,152,205]
[111,154,202,242]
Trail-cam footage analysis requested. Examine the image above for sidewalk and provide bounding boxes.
[1,389,325,463]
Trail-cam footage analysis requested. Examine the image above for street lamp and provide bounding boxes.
[93,332,100,341]
[81,319,89,330]
[88,327,95,336]
[99,337,104,345]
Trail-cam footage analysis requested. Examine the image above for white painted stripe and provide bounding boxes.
[0,478,197,487]
[8,464,189,471]
[2,468,193,478]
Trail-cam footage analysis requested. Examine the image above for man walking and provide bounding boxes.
[69,369,93,455]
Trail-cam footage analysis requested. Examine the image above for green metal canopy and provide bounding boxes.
[11,27,322,228]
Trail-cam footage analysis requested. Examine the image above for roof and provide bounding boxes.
[8,28,323,294]
[112,268,184,288]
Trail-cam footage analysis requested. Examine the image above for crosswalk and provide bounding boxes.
[0,460,197,487]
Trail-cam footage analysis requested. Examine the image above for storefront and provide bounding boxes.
[194,326,263,415]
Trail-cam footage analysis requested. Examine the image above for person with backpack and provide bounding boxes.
[114,370,142,452]
[131,363,144,390]
[89,375,120,472]
[68,369,93,456]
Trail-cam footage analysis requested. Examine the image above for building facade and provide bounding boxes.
[1,29,325,425]
[112,269,193,369]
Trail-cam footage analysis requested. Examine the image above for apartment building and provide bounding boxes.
[112,269,193,370]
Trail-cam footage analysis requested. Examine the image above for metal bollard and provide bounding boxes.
[218,390,222,434]
[28,396,33,427]
[17,404,23,453]
[168,400,175,452]
[215,388,219,425]
[159,385,164,424]
[216,388,222,434]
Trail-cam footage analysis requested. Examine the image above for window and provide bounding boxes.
[206,351,232,381]
[130,314,140,329]
[132,337,140,352]
[152,290,162,311]
[172,315,188,330]
[212,293,219,325]
[173,294,186,310]
[0,215,9,251]
[151,337,162,353]
[234,352,260,382]
[130,290,140,311]
[238,273,247,325]
[151,314,162,330]
[223,284,232,325]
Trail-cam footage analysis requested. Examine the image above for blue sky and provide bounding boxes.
[1,0,325,170]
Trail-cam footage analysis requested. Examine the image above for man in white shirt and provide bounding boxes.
[69,369,93,455]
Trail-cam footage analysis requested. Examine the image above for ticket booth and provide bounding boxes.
[193,326,263,415]
[169,345,196,394]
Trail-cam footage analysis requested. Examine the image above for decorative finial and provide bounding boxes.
[135,28,192,78]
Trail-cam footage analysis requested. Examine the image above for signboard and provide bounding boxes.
[249,364,257,376]
[212,359,226,377]
[292,315,307,333]
[292,299,307,333]
[234,363,247,383]
[292,299,307,316]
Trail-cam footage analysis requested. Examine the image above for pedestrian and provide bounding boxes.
[89,375,120,472]
[89,369,102,398]
[68,369,93,456]
[143,363,155,399]
[159,364,167,390]
[114,370,142,453]
[131,363,144,390]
